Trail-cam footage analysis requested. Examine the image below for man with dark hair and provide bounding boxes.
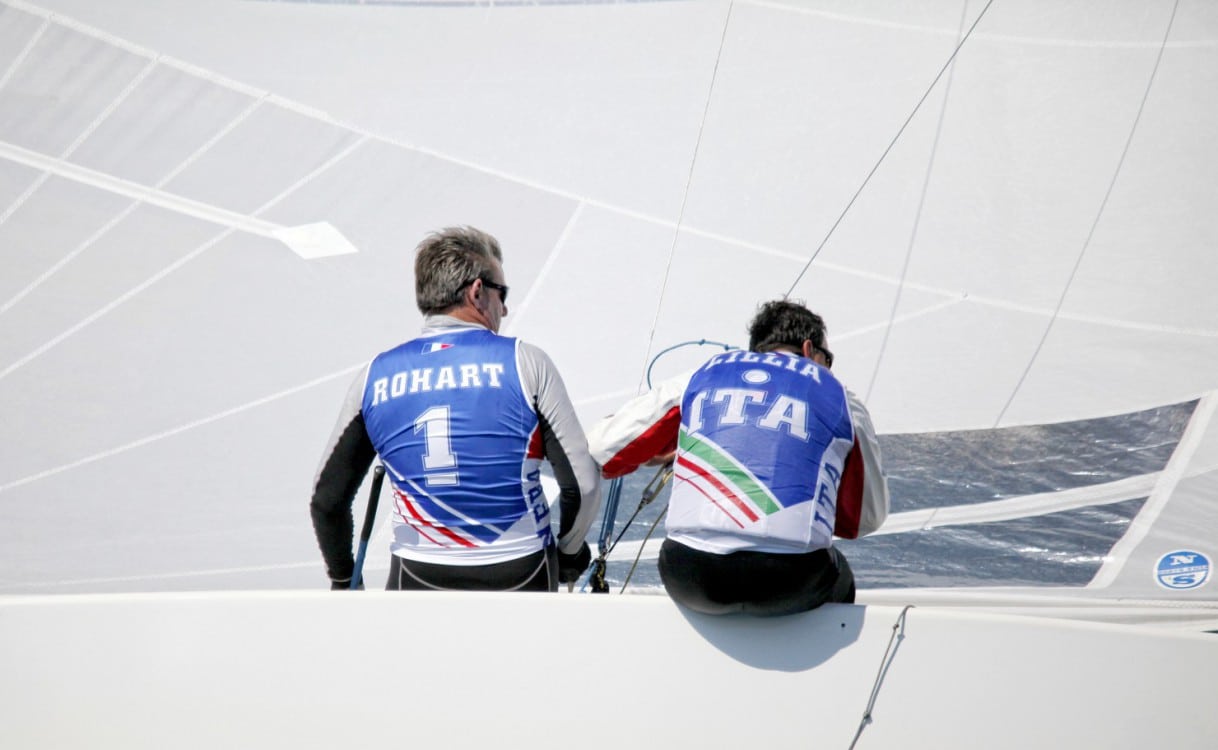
[311,226,599,591]
[588,299,887,615]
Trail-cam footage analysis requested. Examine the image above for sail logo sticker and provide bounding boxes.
[1154,550,1211,590]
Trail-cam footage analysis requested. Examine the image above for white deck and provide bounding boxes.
[2,591,1216,749]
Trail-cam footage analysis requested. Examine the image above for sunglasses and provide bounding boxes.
[464,277,509,305]
[479,278,509,305]
[812,343,834,369]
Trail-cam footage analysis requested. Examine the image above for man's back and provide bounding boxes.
[362,327,554,565]
[668,349,855,555]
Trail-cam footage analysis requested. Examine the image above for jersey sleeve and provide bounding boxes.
[833,388,890,539]
[309,365,378,586]
[517,341,603,556]
[585,370,692,479]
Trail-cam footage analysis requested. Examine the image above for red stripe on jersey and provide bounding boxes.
[834,437,864,539]
[676,455,759,523]
[397,490,477,548]
[394,490,447,547]
[674,471,745,528]
[601,406,681,479]
[526,426,544,460]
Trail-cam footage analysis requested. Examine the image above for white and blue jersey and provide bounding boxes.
[668,351,855,554]
[311,316,601,583]
[587,349,889,556]
[363,328,553,564]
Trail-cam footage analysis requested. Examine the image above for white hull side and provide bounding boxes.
[2,592,1215,749]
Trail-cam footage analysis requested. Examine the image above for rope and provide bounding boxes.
[621,506,668,594]
[581,463,674,593]
[786,0,998,298]
[846,605,914,750]
[636,0,737,395]
[862,0,973,405]
[993,0,1181,427]
[645,338,738,388]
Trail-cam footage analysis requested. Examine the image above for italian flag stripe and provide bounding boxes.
[676,455,756,524]
[679,430,781,515]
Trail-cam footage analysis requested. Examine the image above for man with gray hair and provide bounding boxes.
[311,226,600,591]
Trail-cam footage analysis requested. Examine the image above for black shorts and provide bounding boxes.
[658,539,855,616]
[385,545,559,592]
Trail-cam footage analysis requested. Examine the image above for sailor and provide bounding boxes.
[587,300,889,615]
[311,226,599,591]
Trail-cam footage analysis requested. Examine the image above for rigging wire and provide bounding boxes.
[846,605,914,750]
[645,338,738,389]
[636,0,737,396]
[993,0,1181,427]
[584,338,732,594]
[620,505,668,593]
[862,0,973,406]
[582,463,674,593]
[785,0,997,298]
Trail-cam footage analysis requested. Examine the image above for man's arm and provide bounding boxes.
[834,388,889,539]
[585,371,691,479]
[517,342,601,556]
[310,368,378,587]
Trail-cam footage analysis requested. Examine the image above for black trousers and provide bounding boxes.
[385,545,559,592]
[658,539,855,616]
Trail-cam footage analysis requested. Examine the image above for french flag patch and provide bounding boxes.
[423,342,454,353]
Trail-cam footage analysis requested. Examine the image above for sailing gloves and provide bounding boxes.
[557,541,592,584]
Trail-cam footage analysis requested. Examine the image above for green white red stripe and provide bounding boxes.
[676,429,781,526]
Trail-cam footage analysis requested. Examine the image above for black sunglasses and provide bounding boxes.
[479,278,509,305]
[463,277,509,305]
[812,343,834,369]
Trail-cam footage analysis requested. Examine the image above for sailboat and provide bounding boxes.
[1,0,1215,746]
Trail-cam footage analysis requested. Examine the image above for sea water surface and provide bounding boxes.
[589,400,1195,594]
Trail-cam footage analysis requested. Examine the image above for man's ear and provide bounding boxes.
[801,340,815,360]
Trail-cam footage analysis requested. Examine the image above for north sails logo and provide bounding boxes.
[1155,549,1211,590]
[423,342,453,353]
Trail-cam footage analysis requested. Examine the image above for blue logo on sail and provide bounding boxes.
[1154,550,1211,590]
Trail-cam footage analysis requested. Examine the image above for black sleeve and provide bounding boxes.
[309,410,377,584]
[536,407,580,541]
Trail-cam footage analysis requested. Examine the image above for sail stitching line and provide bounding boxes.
[0,62,161,227]
[502,201,585,337]
[0,129,366,382]
[864,0,972,405]
[993,0,1181,427]
[0,10,46,92]
[785,0,996,297]
[0,95,270,318]
[14,0,1208,347]
[0,363,365,495]
[635,0,736,395]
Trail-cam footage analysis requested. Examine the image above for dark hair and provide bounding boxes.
[414,226,503,315]
[747,299,827,353]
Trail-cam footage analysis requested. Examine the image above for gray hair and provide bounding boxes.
[414,226,504,315]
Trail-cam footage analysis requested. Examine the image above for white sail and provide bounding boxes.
[1,1,1217,746]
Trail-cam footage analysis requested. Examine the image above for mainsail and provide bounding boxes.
[0,0,1215,618]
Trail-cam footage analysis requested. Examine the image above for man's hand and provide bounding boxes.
[645,450,676,467]
[557,542,591,584]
